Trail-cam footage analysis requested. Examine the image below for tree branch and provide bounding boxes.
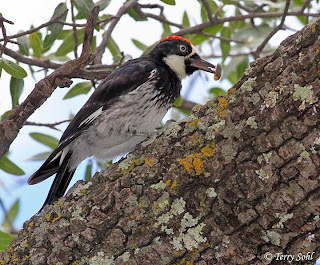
[253,0,291,59]
[174,11,319,36]
[25,119,71,131]
[70,0,79,58]
[2,17,319,264]
[0,15,17,58]
[0,6,100,159]
[200,0,214,24]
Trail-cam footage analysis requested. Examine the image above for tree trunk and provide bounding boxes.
[1,18,320,265]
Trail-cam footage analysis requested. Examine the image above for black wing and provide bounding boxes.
[28,58,157,185]
[60,58,158,142]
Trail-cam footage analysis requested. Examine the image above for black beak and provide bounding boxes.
[188,55,222,80]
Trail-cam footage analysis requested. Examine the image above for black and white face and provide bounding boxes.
[162,41,198,79]
[155,36,219,79]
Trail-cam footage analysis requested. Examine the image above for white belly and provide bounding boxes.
[68,80,170,169]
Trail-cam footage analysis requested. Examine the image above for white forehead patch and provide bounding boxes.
[163,55,187,79]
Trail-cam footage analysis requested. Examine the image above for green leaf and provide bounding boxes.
[29,133,59,149]
[30,32,42,58]
[96,0,111,11]
[2,199,20,229]
[182,11,190,27]
[173,95,183,108]
[189,34,209,45]
[10,77,24,108]
[84,161,93,181]
[74,0,95,18]
[46,53,70,62]
[55,28,85,56]
[1,58,27,79]
[1,110,12,121]
[223,56,248,84]
[160,0,176,5]
[0,64,2,78]
[220,27,231,61]
[17,33,29,56]
[236,56,249,78]
[28,152,51,161]
[64,82,92,99]
[106,37,121,62]
[162,18,171,38]
[0,231,15,251]
[200,4,207,22]
[208,0,218,13]
[297,16,308,25]
[132,39,147,51]
[0,156,25,176]
[43,3,68,49]
[209,87,226,97]
[127,7,147,21]
[203,24,223,35]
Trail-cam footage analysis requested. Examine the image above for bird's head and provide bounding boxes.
[149,35,221,80]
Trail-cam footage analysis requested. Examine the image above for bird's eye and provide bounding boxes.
[180,45,187,52]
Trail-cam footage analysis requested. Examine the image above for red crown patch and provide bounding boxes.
[161,35,193,45]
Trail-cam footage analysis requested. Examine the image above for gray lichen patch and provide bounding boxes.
[293,84,316,103]
[273,213,294,229]
[246,116,258,129]
[262,230,281,246]
[71,181,92,197]
[151,180,167,190]
[170,222,207,251]
[90,252,114,265]
[206,187,217,198]
[205,120,226,140]
[221,143,238,163]
[240,77,256,92]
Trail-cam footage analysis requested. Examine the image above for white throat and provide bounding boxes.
[163,55,187,79]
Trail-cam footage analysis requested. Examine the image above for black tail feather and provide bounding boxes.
[28,151,62,185]
[39,152,75,212]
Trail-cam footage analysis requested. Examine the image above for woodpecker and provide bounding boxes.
[28,35,221,211]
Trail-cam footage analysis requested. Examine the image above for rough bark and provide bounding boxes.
[1,18,320,265]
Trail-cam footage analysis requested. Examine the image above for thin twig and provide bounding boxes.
[143,12,185,28]
[139,3,164,16]
[174,11,319,36]
[0,10,68,42]
[0,15,17,58]
[94,0,138,64]
[200,31,244,44]
[25,119,71,130]
[200,0,214,24]
[202,49,274,59]
[180,98,198,112]
[0,44,120,73]
[237,3,265,13]
[300,0,312,13]
[71,0,78,58]
[213,4,224,20]
[253,0,291,59]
